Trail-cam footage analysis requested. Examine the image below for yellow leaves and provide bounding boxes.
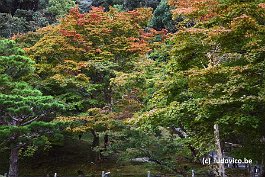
[75,73,90,82]
[56,116,74,122]
[51,73,64,81]
[57,116,94,132]
[111,71,130,87]
[183,28,208,34]
[36,25,61,34]
[129,8,153,27]
[53,60,79,75]
[180,27,230,39]
[44,59,91,86]
[28,33,86,62]
[167,0,178,7]
[71,126,91,133]
[49,74,69,87]
[173,7,195,15]
[56,108,117,133]
[230,14,258,31]
[207,27,232,37]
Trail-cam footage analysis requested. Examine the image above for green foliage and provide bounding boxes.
[0,121,65,157]
[201,1,265,29]
[122,0,160,11]
[0,39,64,146]
[0,39,34,79]
[46,0,76,17]
[149,0,176,32]
[107,125,191,173]
[0,39,66,177]
[0,0,75,38]
[2,0,265,174]
[0,13,30,38]
[0,11,50,38]
[136,0,265,164]
[169,32,209,71]
[80,0,160,12]
[38,0,49,9]
[23,7,154,113]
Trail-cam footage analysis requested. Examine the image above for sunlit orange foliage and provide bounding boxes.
[169,0,218,20]
[59,6,157,56]
[27,6,165,63]
[259,3,265,9]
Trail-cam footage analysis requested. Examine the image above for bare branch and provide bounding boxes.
[20,114,44,126]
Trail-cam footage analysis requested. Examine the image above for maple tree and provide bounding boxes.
[22,6,164,114]
[2,0,265,175]
[135,0,265,169]
[168,0,217,16]
[13,7,167,164]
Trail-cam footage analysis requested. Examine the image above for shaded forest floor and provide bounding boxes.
[0,135,164,176]
[0,135,253,176]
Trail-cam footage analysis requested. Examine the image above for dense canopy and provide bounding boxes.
[0,0,265,176]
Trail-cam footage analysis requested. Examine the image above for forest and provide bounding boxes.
[0,0,265,176]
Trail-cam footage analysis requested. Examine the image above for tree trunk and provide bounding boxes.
[8,146,19,177]
[171,126,198,159]
[214,124,225,177]
[104,134,109,149]
[91,130,99,148]
[91,130,101,162]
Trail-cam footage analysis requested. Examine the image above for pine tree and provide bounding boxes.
[0,40,64,177]
[149,0,177,32]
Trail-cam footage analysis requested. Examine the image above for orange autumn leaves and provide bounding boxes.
[169,0,265,22]
[58,6,164,58]
[259,3,265,9]
[168,0,218,21]
[26,6,167,64]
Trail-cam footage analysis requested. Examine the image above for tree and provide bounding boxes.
[168,0,217,17]
[0,40,64,177]
[149,0,177,32]
[136,0,265,167]
[0,0,39,14]
[0,13,30,38]
[57,107,116,162]
[14,8,165,166]
[22,7,157,113]
[46,0,76,17]
[0,0,76,38]
[103,124,191,174]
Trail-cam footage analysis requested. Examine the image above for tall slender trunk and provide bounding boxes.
[8,146,19,177]
[214,124,225,177]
